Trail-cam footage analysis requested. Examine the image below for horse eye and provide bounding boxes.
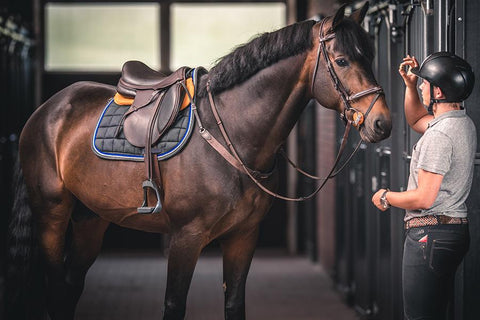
[335,58,349,67]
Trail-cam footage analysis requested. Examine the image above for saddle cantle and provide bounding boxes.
[117,60,187,95]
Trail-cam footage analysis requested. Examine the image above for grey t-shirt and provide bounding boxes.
[405,110,477,221]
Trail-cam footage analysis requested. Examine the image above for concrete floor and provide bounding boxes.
[75,250,359,320]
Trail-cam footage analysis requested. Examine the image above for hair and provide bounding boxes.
[204,16,375,95]
[205,20,316,95]
[333,18,375,76]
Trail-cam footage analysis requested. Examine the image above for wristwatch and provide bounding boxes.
[380,189,390,209]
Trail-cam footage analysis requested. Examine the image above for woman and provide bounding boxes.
[372,52,476,319]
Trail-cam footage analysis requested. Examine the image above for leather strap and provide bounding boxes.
[311,17,383,128]
[199,81,353,201]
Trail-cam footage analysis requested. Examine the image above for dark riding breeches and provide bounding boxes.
[402,224,470,320]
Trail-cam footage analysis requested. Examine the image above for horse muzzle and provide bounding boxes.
[360,113,392,143]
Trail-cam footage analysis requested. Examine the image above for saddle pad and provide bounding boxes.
[92,99,195,161]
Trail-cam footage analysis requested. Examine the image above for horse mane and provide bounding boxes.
[205,20,316,95]
[204,16,375,96]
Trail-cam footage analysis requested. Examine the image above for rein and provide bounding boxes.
[193,18,384,201]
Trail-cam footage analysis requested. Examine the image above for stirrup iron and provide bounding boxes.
[138,179,162,214]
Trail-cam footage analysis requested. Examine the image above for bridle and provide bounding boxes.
[192,18,385,201]
[312,17,384,129]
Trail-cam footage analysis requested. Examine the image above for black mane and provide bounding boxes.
[204,16,375,95]
[206,20,316,95]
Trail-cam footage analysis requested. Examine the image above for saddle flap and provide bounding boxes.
[123,83,185,148]
[123,92,164,148]
[156,83,183,137]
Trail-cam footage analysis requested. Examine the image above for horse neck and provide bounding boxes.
[211,54,311,172]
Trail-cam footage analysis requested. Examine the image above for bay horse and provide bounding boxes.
[8,3,391,320]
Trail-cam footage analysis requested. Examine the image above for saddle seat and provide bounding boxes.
[117,60,188,97]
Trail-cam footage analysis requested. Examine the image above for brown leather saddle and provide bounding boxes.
[115,61,192,214]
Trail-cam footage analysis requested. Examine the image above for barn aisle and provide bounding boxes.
[75,250,358,320]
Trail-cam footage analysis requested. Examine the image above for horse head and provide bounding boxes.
[310,2,392,143]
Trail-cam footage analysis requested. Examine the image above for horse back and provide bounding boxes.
[20,81,113,153]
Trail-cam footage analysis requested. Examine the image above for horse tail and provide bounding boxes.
[6,159,46,320]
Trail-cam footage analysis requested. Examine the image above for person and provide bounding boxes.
[372,52,476,319]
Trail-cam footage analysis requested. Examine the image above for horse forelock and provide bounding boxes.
[204,20,316,96]
[333,18,375,71]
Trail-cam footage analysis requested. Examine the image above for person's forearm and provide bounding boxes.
[404,86,428,129]
[386,189,432,211]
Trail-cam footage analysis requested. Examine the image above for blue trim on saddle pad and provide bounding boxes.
[92,99,195,161]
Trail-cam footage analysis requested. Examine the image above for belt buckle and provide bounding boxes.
[437,215,447,224]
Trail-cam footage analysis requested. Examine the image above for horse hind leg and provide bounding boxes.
[35,196,108,320]
[7,161,79,320]
[34,193,77,320]
[63,205,110,314]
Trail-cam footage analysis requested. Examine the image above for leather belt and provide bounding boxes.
[405,215,468,230]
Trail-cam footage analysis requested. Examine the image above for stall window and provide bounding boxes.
[170,2,286,69]
[44,1,286,72]
[45,3,160,72]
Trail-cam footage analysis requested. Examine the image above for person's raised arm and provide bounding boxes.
[398,55,433,134]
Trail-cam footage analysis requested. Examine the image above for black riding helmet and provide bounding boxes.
[411,52,475,110]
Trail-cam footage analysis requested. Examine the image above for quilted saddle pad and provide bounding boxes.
[92,99,195,161]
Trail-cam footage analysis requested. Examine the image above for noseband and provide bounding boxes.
[311,18,383,128]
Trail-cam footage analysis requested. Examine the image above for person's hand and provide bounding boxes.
[372,188,389,212]
[398,55,419,88]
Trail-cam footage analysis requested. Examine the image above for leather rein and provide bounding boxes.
[191,18,384,201]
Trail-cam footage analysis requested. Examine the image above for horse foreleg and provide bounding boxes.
[64,214,110,313]
[220,227,259,320]
[163,232,204,320]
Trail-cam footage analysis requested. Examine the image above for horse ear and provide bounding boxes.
[331,4,347,30]
[350,1,370,25]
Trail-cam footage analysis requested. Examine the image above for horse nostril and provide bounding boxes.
[374,118,392,137]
